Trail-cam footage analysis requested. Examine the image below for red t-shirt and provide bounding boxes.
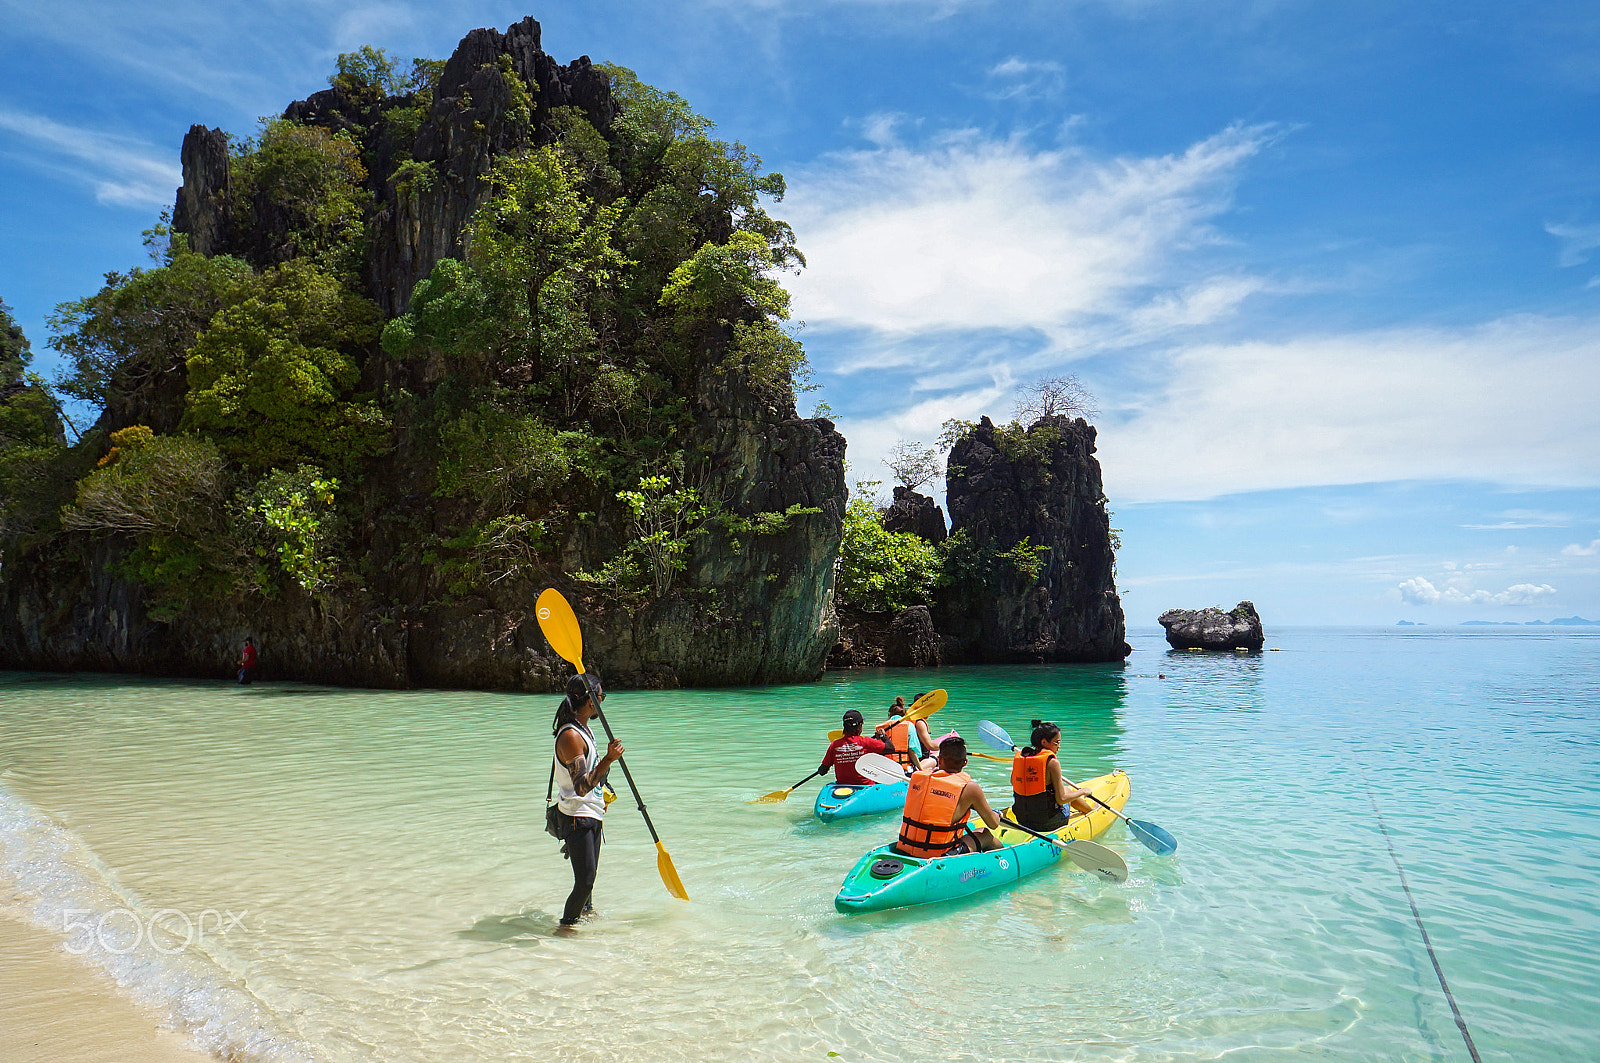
[821,735,888,785]
[240,643,257,668]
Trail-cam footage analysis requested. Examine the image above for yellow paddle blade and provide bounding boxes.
[827,729,844,741]
[903,688,948,723]
[536,588,585,672]
[750,788,792,804]
[657,842,689,900]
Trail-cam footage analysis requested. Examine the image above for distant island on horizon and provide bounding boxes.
[1399,617,1598,627]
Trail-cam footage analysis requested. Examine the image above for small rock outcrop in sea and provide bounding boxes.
[934,416,1129,663]
[882,486,947,543]
[1159,602,1264,651]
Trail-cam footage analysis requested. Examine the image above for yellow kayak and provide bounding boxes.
[991,769,1130,845]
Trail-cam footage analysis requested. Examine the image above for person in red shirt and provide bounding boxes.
[818,710,888,785]
[237,637,257,685]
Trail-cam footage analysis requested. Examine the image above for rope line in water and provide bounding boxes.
[1361,770,1484,1063]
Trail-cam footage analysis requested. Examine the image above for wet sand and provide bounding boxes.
[0,912,216,1063]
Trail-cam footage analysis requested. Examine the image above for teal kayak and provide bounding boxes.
[814,778,907,822]
[833,834,1061,913]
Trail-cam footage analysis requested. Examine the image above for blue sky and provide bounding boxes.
[2,0,1598,624]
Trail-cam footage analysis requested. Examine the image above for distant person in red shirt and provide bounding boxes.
[819,710,888,785]
[237,637,257,685]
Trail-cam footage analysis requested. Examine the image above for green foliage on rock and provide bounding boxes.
[0,300,71,546]
[941,527,1050,585]
[464,145,627,380]
[1,298,33,383]
[182,260,387,469]
[330,46,409,99]
[577,472,710,598]
[61,429,227,538]
[60,429,236,616]
[242,465,342,593]
[48,252,256,412]
[722,320,809,394]
[660,231,791,321]
[989,421,1063,481]
[434,404,580,513]
[230,118,372,278]
[4,47,826,625]
[836,498,943,612]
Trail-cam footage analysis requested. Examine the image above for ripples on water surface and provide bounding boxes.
[1,628,1597,1061]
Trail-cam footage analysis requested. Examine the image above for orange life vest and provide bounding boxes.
[1011,750,1055,796]
[881,718,917,769]
[897,769,970,858]
[1011,750,1066,828]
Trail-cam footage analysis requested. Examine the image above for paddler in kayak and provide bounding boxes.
[1010,720,1096,833]
[895,736,1004,857]
[820,710,889,785]
[873,693,938,773]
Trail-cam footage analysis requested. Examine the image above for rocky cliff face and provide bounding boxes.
[177,17,618,317]
[934,415,1128,663]
[0,18,845,691]
[882,486,947,543]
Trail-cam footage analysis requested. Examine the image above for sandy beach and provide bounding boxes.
[0,911,216,1063]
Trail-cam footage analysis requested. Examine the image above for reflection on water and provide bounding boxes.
[0,630,1597,1063]
[1158,645,1267,713]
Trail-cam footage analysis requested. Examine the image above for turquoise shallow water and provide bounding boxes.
[1,627,1597,1062]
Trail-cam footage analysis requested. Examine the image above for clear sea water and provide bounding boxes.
[1,627,1597,1062]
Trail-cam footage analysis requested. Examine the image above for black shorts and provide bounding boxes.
[942,828,984,856]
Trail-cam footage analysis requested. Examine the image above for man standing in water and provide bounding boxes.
[237,637,257,685]
[553,674,623,933]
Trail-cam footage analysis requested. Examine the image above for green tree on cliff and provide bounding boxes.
[836,499,943,612]
[182,259,387,469]
[0,300,70,546]
[466,145,627,383]
[48,252,255,416]
[230,118,372,279]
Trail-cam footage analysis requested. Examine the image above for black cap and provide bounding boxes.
[842,709,864,724]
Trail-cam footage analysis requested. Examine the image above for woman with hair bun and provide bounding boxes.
[1009,720,1095,832]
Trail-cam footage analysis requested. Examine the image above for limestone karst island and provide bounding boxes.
[0,18,1126,690]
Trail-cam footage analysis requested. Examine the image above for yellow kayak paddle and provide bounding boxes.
[826,688,948,741]
[536,588,688,901]
[752,767,825,804]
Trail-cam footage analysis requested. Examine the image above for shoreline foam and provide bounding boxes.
[0,781,322,1063]
[0,910,219,1063]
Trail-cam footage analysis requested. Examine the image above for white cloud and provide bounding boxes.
[333,4,419,50]
[985,57,1067,101]
[1097,314,1600,502]
[0,109,180,207]
[783,123,1269,339]
[1461,510,1572,529]
[833,378,1010,492]
[1398,576,1557,607]
[1563,534,1600,556]
[1546,221,1600,268]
